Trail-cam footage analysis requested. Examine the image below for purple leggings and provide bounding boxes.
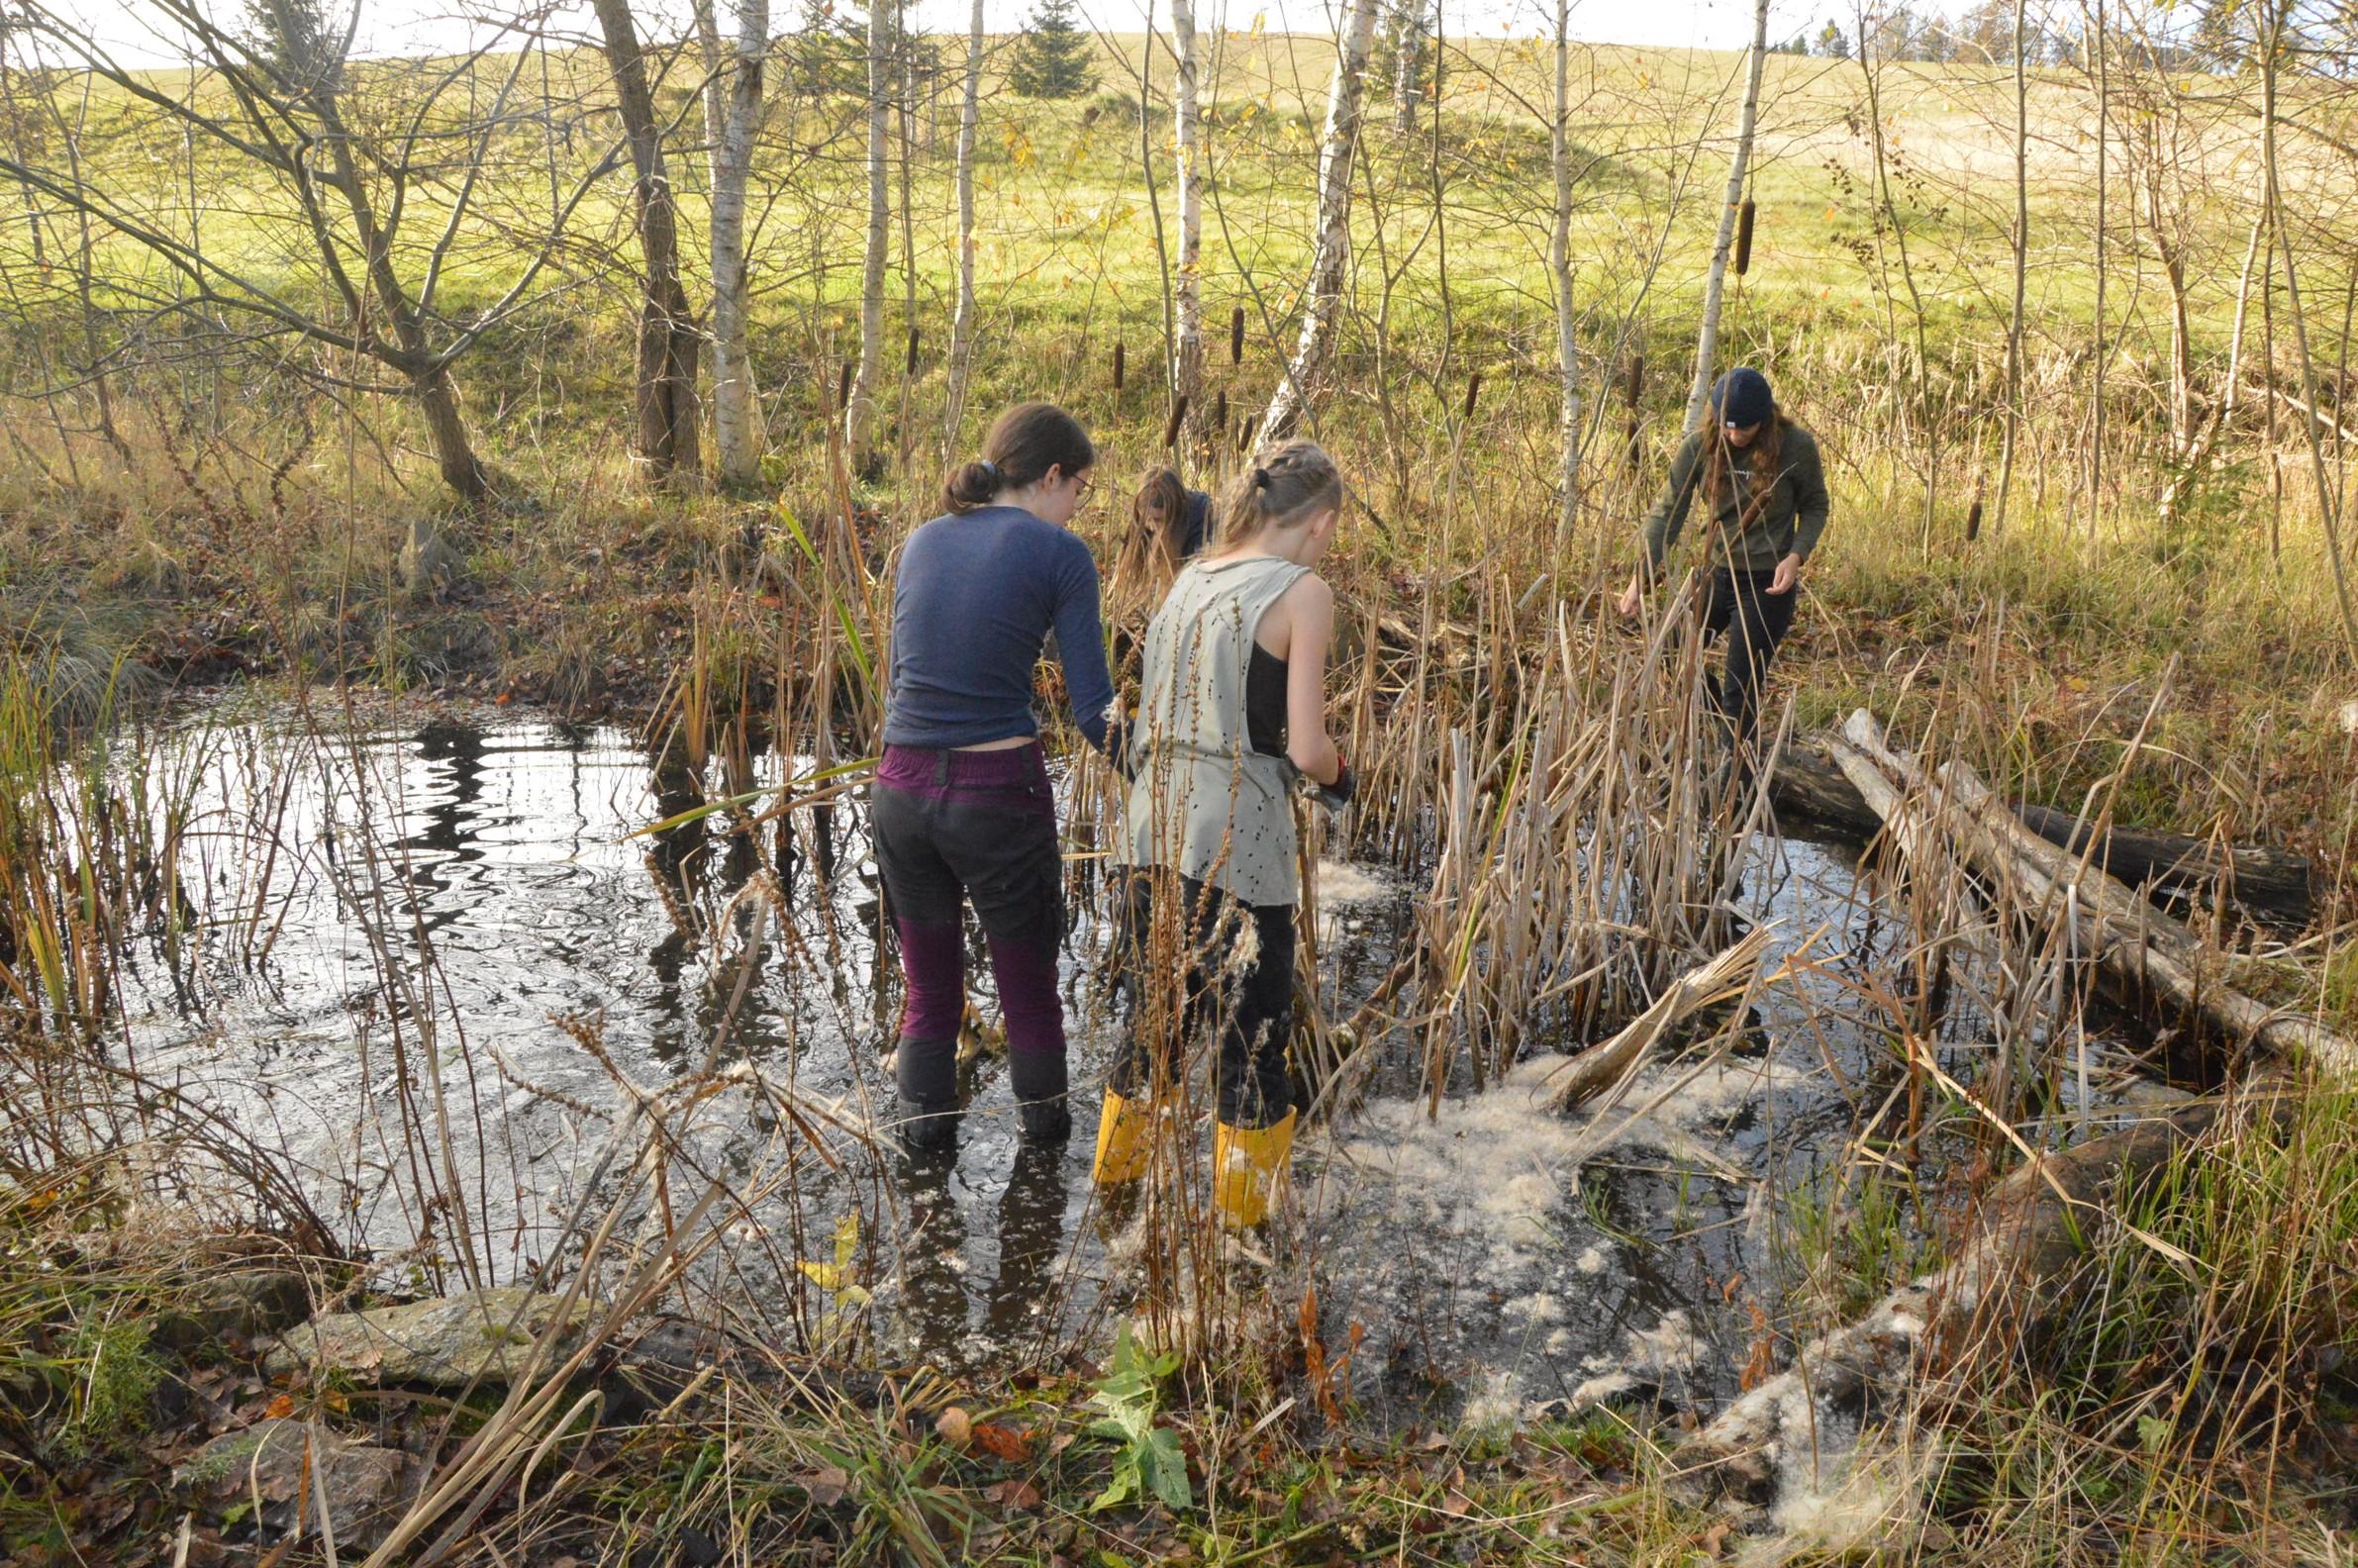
[871,743,1068,1123]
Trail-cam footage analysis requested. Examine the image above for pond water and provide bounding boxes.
[96,704,2151,1428]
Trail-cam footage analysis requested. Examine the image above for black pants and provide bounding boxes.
[1108,870,1295,1129]
[1700,567,1798,751]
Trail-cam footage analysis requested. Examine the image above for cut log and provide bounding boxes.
[1768,743,2311,929]
[1841,711,2356,1078]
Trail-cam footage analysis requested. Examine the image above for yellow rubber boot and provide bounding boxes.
[1091,1089,1154,1185]
[1211,1109,1298,1228]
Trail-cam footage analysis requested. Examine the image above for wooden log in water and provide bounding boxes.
[1768,744,2312,927]
[1840,711,2355,1077]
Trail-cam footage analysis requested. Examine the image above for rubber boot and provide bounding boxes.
[1211,1108,1298,1228]
[1091,1089,1153,1185]
[894,1034,961,1156]
[1009,1048,1072,1144]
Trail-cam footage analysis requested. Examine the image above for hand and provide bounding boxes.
[1314,755,1355,812]
[1615,576,1644,619]
[1768,553,1802,596]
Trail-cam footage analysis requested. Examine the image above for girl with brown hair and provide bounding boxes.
[872,402,1118,1156]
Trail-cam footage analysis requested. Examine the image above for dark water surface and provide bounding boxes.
[105,704,2146,1426]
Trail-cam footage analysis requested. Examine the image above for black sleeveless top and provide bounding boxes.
[1246,643,1287,757]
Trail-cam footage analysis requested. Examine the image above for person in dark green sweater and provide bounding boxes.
[1617,366,1829,766]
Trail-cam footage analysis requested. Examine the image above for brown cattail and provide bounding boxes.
[1161,394,1190,449]
[1237,414,1259,453]
[1462,370,1482,421]
[1113,342,1126,391]
[837,359,854,412]
[1965,490,1985,542]
[906,327,920,375]
[1214,387,1228,431]
[1624,350,1645,407]
[1734,197,1756,276]
[1624,418,1642,471]
[1230,307,1246,364]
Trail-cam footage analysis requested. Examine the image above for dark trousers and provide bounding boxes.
[1700,567,1798,752]
[870,743,1067,1126]
[1108,870,1296,1129]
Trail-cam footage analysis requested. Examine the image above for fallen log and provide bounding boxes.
[1767,744,2312,929]
[1842,711,2356,1078]
[1674,1086,2272,1512]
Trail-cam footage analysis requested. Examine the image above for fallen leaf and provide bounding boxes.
[986,1479,1042,1511]
[803,1466,849,1507]
[934,1407,972,1448]
[263,1394,296,1420]
[972,1421,1032,1463]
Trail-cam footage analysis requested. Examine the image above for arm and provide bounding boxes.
[1051,539,1117,753]
[1786,431,1830,563]
[1637,431,1705,577]
[1281,576,1340,787]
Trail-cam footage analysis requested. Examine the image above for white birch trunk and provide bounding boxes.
[848,0,891,464]
[1261,0,1381,446]
[1392,3,1425,134]
[943,0,983,454]
[1171,0,1205,413]
[1680,0,1773,431]
[1549,0,1580,550]
[697,0,767,486]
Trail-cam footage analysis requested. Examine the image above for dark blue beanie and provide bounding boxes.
[1711,367,1774,430]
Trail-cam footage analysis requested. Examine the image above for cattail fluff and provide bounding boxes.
[1734,198,1756,276]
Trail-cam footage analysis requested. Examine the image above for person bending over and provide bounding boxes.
[872,402,1117,1155]
[1617,366,1829,779]
[1095,440,1353,1228]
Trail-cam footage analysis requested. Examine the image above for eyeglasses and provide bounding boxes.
[1070,474,1095,505]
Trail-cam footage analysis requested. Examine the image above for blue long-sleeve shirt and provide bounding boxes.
[882,506,1115,752]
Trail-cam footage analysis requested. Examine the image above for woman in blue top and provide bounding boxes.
[873,403,1118,1154]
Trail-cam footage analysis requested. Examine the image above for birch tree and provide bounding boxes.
[592,0,702,481]
[1681,0,1773,430]
[1170,0,1206,414]
[1261,0,1381,445]
[847,0,893,466]
[695,0,769,486]
[943,0,984,451]
[1548,0,1581,549]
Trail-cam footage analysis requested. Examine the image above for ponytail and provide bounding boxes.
[1217,439,1344,545]
[940,402,1097,516]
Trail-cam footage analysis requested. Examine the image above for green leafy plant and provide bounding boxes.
[1087,1323,1191,1514]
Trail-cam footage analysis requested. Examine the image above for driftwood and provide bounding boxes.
[1768,744,2312,928]
[1841,711,2356,1077]
[1675,1089,2264,1510]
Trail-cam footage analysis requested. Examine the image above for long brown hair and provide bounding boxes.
[1119,466,1194,584]
[940,402,1096,516]
[1694,403,1792,523]
[1216,440,1343,546]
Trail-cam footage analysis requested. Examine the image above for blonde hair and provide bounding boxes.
[1217,440,1343,546]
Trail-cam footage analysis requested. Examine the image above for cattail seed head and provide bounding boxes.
[906,327,920,375]
[1625,350,1645,407]
[1161,394,1190,449]
[1230,307,1246,364]
[1462,371,1483,421]
[837,359,854,411]
[1214,388,1228,430]
[1113,342,1126,391]
[1734,197,1756,276]
[1237,414,1258,453]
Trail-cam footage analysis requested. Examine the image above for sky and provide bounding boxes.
[79,0,1854,70]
